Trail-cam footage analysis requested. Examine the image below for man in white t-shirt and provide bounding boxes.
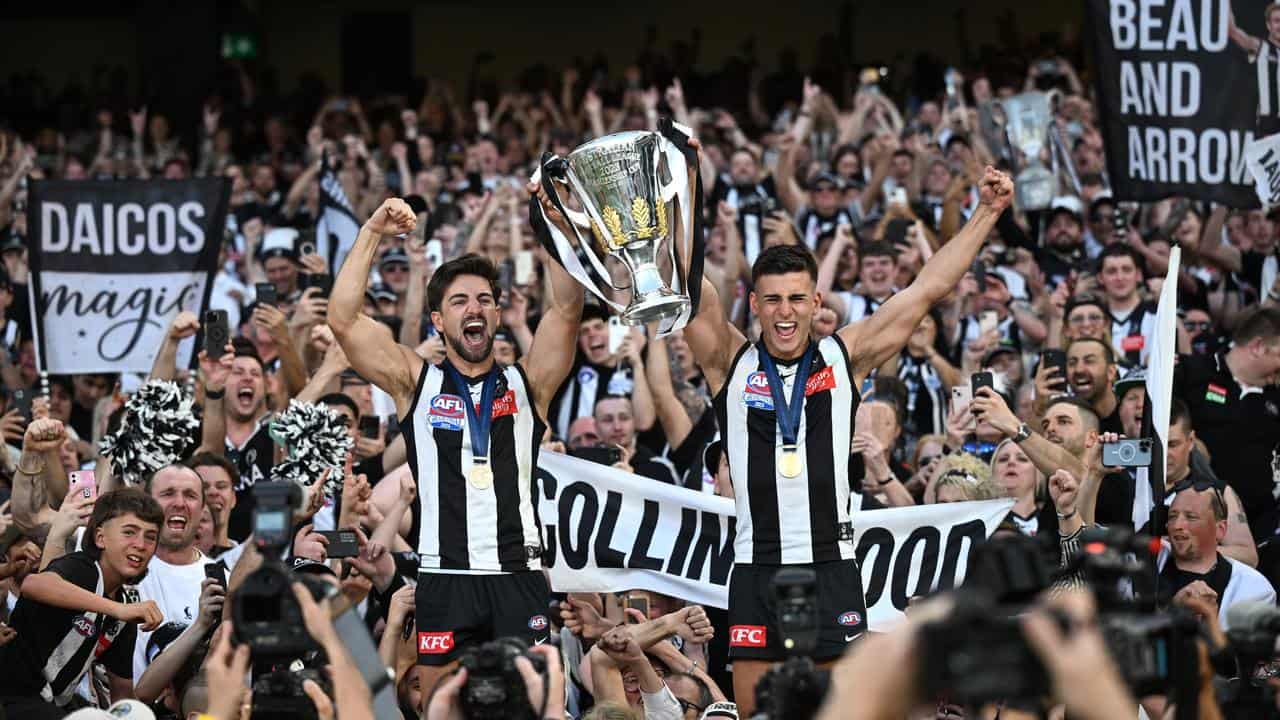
[132,464,216,682]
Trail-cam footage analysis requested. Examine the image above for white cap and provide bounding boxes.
[701,701,740,720]
[1049,195,1084,219]
[65,700,157,720]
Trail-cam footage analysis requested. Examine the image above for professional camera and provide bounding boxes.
[458,637,547,720]
[232,482,336,659]
[751,656,830,720]
[736,193,776,217]
[251,666,332,720]
[773,567,818,656]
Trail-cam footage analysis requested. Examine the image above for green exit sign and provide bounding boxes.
[221,33,258,60]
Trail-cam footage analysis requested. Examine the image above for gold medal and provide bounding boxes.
[469,459,493,490]
[778,446,803,478]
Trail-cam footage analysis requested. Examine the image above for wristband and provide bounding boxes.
[1057,509,1078,520]
[204,387,225,400]
[876,475,894,486]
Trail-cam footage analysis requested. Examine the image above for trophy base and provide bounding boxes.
[620,293,691,326]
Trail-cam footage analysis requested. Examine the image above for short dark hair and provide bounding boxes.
[1068,336,1116,367]
[1097,243,1147,277]
[232,338,265,372]
[318,392,360,421]
[751,244,818,286]
[185,451,239,484]
[1232,306,1280,345]
[84,487,163,560]
[861,241,898,262]
[1170,397,1192,433]
[426,253,502,314]
[1045,395,1100,432]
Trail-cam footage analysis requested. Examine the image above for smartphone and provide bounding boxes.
[68,470,97,500]
[978,310,1000,337]
[971,260,987,293]
[952,385,975,432]
[204,310,230,360]
[358,415,381,440]
[302,273,333,299]
[889,187,908,207]
[1102,438,1154,468]
[1040,350,1068,389]
[883,219,911,247]
[625,594,649,622]
[607,316,628,355]
[9,388,32,425]
[514,250,535,286]
[255,282,278,306]
[317,530,360,559]
[425,240,444,269]
[498,261,514,304]
[971,371,995,397]
[570,446,622,466]
[205,562,227,588]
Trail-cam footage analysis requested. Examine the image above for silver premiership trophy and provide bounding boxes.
[994,91,1058,211]
[531,120,703,335]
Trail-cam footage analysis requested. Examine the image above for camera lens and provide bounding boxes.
[1118,443,1136,462]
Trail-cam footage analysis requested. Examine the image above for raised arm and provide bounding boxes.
[1230,9,1262,54]
[686,275,748,396]
[841,167,1013,377]
[329,199,425,418]
[646,330,694,449]
[197,348,233,454]
[519,185,585,419]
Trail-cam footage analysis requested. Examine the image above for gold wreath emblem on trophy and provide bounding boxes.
[595,198,667,251]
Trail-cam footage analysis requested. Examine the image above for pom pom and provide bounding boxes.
[269,400,353,499]
[98,380,199,487]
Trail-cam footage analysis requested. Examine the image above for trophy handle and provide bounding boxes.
[533,154,630,312]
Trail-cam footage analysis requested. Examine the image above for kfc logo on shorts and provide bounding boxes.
[418,631,455,654]
[836,611,862,627]
[427,394,466,431]
[528,615,548,631]
[729,625,768,648]
[743,372,774,410]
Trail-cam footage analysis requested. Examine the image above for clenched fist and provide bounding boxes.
[365,198,417,237]
[978,166,1014,212]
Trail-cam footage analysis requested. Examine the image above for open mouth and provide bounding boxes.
[1071,375,1092,394]
[126,553,145,568]
[462,318,487,346]
[775,321,798,341]
[236,386,255,404]
[166,515,188,532]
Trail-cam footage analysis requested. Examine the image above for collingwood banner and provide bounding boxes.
[28,178,229,374]
[537,452,1013,629]
[1087,0,1262,206]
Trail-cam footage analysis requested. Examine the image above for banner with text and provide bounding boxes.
[537,452,1013,629]
[28,178,229,374]
[1087,0,1263,206]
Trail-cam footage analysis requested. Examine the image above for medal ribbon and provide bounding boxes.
[444,362,499,462]
[757,341,815,449]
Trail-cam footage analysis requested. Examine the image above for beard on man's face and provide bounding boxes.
[444,328,495,363]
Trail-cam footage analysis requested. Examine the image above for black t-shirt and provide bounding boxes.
[632,444,680,486]
[1099,404,1125,436]
[1156,552,1233,609]
[69,402,94,444]
[663,408,720,490]
[1095,470,1137,530]
[1174,353,1280,539]
[225,419,277,541]
[0,552,135,702]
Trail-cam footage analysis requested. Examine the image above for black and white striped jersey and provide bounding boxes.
[1255,38,1280,135]
[403,363,546,574]
[0,552,134,706]
[713,336,860,565]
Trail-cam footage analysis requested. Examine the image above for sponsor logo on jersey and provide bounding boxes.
[418,631,455,654]
[729,625,768,648]
[805,365,836,396]
[578,367,598,386]
[837,611,862,627]
[428,394,466,430]
[743,372,774,410]
[528,615,548,631]
[491,390,519,419]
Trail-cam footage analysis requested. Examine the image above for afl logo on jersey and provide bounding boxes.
[837,611,862,627]
[428,394,466,431]
[743,371,774,410]
[528,615,548,631]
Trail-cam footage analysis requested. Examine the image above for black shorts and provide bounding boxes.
[415,570,552,666]
[726,559,867,661]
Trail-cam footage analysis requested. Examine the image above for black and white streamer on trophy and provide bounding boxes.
[530,117,705,336]
[99,380,199,487]
[269,399,354,504]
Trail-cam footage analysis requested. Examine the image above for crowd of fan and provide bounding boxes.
[0,31,1277,720]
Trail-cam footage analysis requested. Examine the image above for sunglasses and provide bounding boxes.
[1171,477,1225,507]
[677,699,705,715]
[1183,320,1211,332]
[918,454,942,466]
